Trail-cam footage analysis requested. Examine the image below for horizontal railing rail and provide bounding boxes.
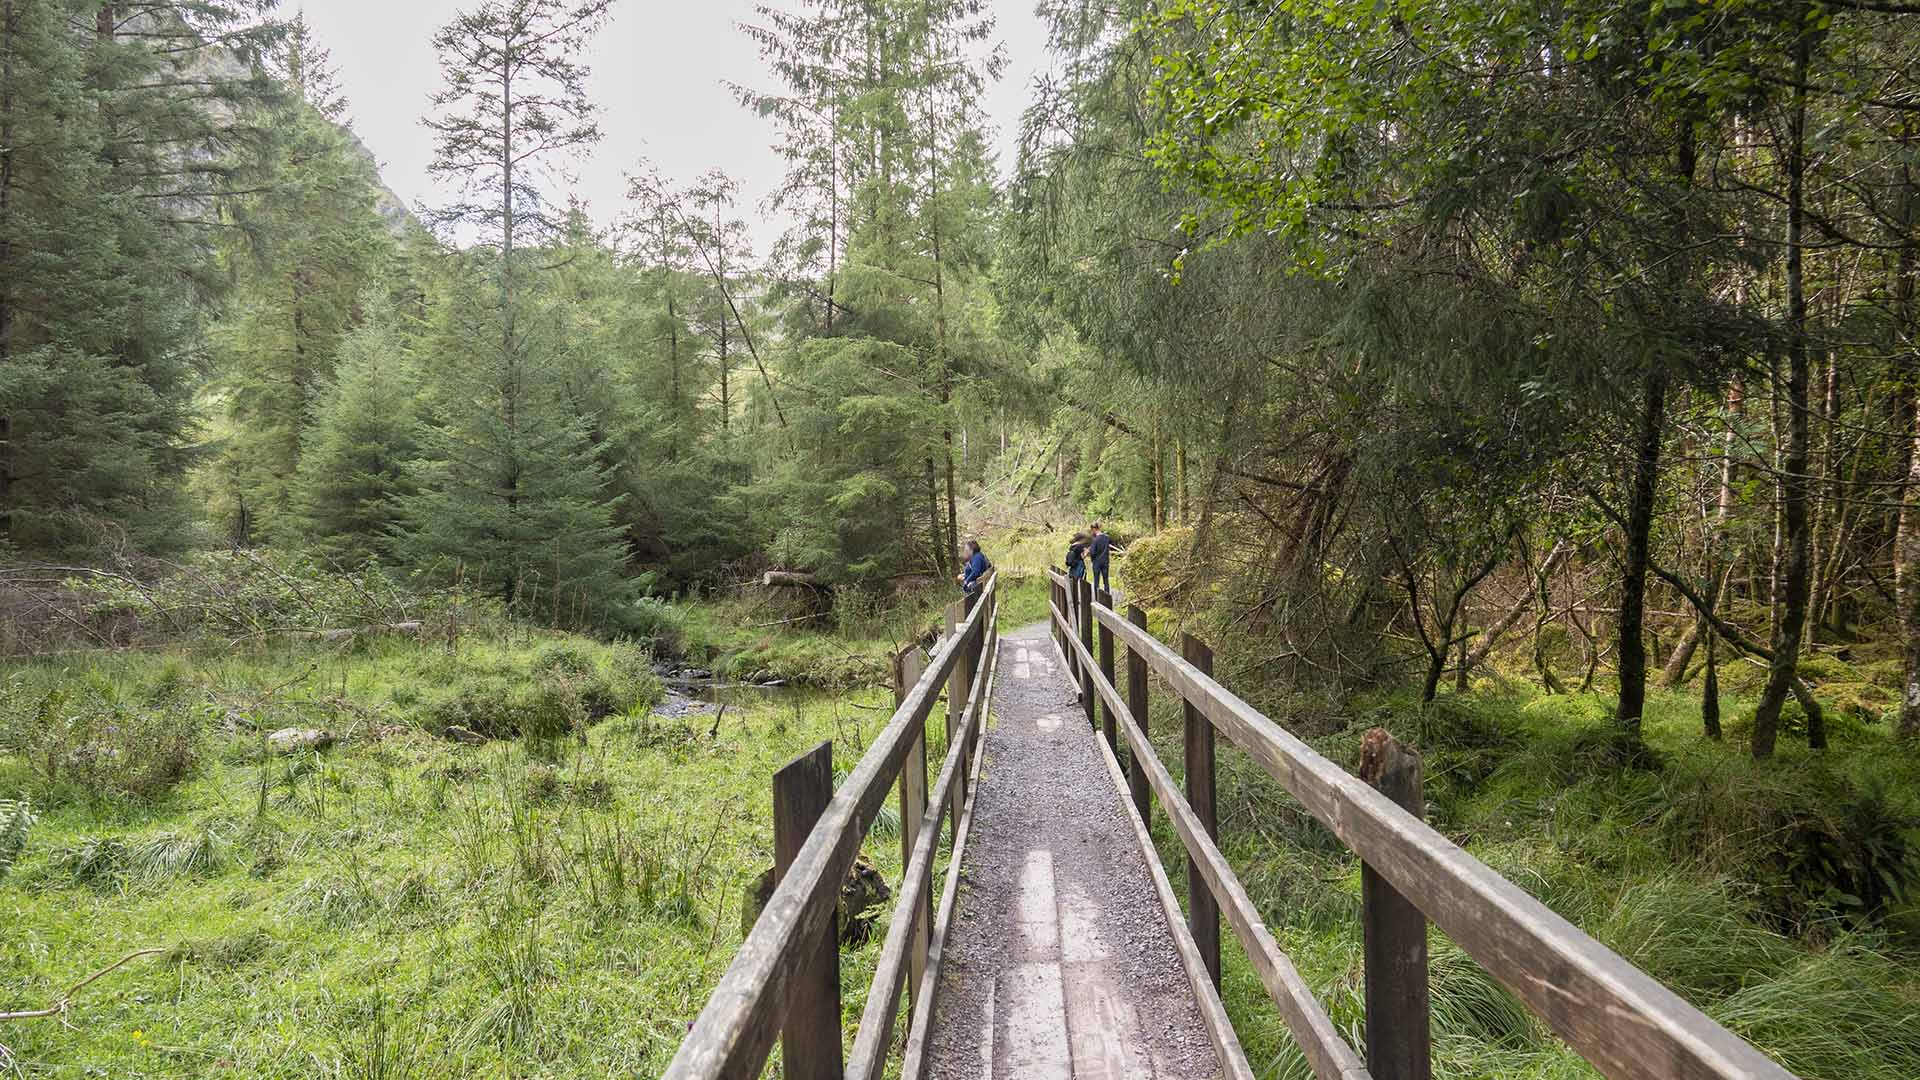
[665,574,998,1080]
[1046,570,1796,1080]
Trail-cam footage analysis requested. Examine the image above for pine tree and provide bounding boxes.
[209,14,395,545]
[291,291,419,567]
[396,0,630,624]
[0,0,282,552]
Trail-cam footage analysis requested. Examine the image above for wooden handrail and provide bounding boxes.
[664,574,998,1080]
[1046,572,1797,1080]
[1050,592,1367,1080]
[846,615,997,1079]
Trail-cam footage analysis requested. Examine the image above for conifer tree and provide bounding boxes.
[209,14,395,545]
[0,0,282,551]
[291,291,419,567]
[396,0,630,624]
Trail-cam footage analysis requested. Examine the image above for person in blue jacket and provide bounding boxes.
[1087,521,1124,592]
[1064,533,1088,582]
[957,539,991,600]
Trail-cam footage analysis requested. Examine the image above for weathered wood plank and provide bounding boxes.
[1088,601,1797,1080]
[662,575,996,1080]
[1126,604,1151,823]
[1082,655,1258,1080]
[945,600,970,847]
[774,742,842,1080]
[1059,616,1368,1080]
[1358,729,1430,1080]
[898,630,999,1080]
[892,647,931,1019]
[1181,632,1221,990]
[1077,577,1095,726]
[1098,587,1118,753]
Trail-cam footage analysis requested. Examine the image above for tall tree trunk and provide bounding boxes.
[1895,117,1920,741]
[0,0,15,543]
[1753,36,1815,758]
[1617,365,1669,738]
[1702,628,1722,739]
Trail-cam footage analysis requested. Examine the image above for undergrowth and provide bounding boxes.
[1143,684,1920,1080]
[0,635,933,1077]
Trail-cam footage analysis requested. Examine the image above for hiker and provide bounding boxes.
[1087,521,1124,593]
[1064,532,1088,583]
[957,538,991,600]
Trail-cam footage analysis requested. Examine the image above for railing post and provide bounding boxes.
[1097,587,1117,753]
[946,600,973,844]
[773,741,842,1080]
[1181,632,1220,989]
[893,647,931,1018]
[1076,577,1095,726]
[1125,604,1150,822]
[1358,728,1431,1080]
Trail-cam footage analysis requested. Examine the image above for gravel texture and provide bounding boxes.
[922,623,1222,1079]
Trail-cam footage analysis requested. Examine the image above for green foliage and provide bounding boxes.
[289,291,421,565]
[0,633,906,1076]
[0,679,202,802]
[0,797,34,882]
[0,1,283,552]
[394,262,635,629]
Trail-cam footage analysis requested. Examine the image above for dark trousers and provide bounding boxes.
[1092,562,1110,592]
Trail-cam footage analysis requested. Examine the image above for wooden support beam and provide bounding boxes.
[1126,603,1151,823]
[945,601,972,847]
[1089,603,1794,1080]
[1359,728,1430,1080]
[1098,587,1118,753]
[1077,578,1095,726]
[1182,632,1221,990]
[893,648,931,1019]
[773,742,842,1080]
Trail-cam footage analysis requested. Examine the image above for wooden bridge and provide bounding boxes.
[663,572,1799,1080]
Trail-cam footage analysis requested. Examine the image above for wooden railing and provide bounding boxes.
[664,574,998,1080]
[1046,571,1797,1080]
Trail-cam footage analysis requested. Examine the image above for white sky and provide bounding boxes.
[300,0,1054,251]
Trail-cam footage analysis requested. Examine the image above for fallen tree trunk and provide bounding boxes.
[1462,540,1571,675]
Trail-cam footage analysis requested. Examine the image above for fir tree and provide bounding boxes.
[291,291,419,567]
[209,15,395,545]
[0,0,282,551]
[397,0,630,624]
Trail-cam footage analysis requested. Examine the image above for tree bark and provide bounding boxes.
[1894,116,1920,741]
[1616,366,1669,738]
[1754,36,1816,758]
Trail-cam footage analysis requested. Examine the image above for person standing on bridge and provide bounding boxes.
[957,538,991,603]
[1088,522,1124,593]
[1065,532,1088,583]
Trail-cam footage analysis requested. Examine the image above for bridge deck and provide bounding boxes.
[921,623,1230,1079]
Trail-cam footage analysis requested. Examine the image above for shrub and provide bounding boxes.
[0,798,35,882]
[2,682,203,800]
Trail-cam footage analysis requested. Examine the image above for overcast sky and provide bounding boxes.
[300,0,1055,251]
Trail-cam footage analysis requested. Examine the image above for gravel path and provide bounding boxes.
[922,623,1223,1079]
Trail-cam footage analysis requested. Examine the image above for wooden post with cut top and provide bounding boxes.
[1097,587,1117,753]
[946,601,971,845]
[1076,577,1095,726]
[1126,603,1151,821]
[1181,632,1220,988]
[773,741,841,1080]
[1358,727,1431,1080]
[893,647,931,1017]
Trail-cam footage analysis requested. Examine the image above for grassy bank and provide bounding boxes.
[0,631,943,1077]
[1121,678,1920,1079]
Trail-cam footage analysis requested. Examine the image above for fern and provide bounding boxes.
[0,798,35,881]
